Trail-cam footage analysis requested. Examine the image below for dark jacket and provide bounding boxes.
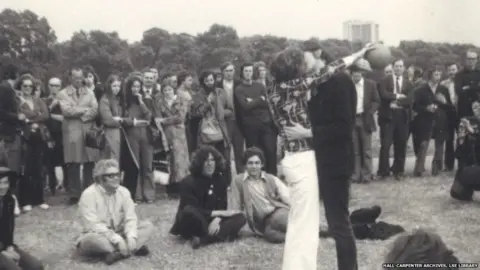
[412,83,454,142]
[455,68,480,119]
[0,82,21,142]
[308,72,356,178]
[377,75,414,124]
[359,78,381,133]
[170,173,228,236]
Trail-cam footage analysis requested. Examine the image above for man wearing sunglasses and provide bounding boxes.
[76,159,154,265]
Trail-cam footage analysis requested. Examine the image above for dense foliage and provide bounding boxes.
[1,8,478,83]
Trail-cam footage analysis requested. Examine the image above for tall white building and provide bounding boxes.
[343,20,380,43]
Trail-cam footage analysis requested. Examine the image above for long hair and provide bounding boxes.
[83,65,99,85]
[384,229,460,269]
[199,70,215,90]
[123,75,144,110]
[189,145,226,178]
[270,47,306,83]
[104,74,122,98]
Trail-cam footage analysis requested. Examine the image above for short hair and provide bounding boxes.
[384,229,460,269]
[243,147,265,165]
[253,61,267,80]
[239,62,254,79]
[2,63,19,81]
[69,66,83,77]
[189,145,226,178]
[426,66,442,80]
[445,62,457,69]
[220,62,234,72]
[414,67,424,80]
[93,159,119,183]
[270,47,306,83]
[199,70,215,89]
[392,58,404,66]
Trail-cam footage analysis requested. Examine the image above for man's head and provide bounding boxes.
[0,168,14,197]
[392,59,405,77]
[221,62,235,81]
[149,68,159,82]
[270,47,307,82]
[427,67,443,84]
[302,38,333,75]
[48,77,62,96]
[93,159,122,192]
[243,147,265,178]
[384,64,393,77]
[351,69,363,84]
[240,63,254,82]
[445,63,458,79]
[70,67,84,89]
[199,70,216,90]
[465,50,478,70]
[143,70,155,88]
[407,65,415,78]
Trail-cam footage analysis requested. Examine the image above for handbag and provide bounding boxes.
[200,115,223,144]
[85,125,106,149]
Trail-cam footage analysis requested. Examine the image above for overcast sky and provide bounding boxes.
[1,0,479,46]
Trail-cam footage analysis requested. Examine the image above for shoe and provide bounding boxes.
[350,205,382,224]
[22,205,32,212]
[134,245,150,256]
[190,237,201,249]
[39,204,49,210]
[104,252,124,265]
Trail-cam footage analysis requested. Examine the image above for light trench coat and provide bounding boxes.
[57,85,99,163]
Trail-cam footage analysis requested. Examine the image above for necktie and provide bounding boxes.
[396,77,401,94]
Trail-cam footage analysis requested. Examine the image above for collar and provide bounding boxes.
[66,85,89,96]
[355,78,364,86]
[95,183,116,196]
[393,75,403,81]
[243,171,267,182]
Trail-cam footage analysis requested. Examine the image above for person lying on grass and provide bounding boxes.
[170,145,247,249]
[75,159,154,265]
[229,147,290,243]
[0,168,44,270]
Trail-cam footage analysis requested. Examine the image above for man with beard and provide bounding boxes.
[268,39,374,270]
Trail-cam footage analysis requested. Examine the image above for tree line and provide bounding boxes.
[1,8,478,84]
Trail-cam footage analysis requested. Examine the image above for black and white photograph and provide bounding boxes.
[0,0,478,269]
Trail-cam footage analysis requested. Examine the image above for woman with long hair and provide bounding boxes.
[120,76,156,203]
[14,74,50,212]
[154,83,189,196]
[99,74,124,161]
[170,145,245,249]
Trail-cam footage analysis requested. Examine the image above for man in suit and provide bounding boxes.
[412,67,454,176]
[455,50,480,120]
[377,59,414,180]
[440,62,459,171]
[221,62,245,174]
[350,64,380,183]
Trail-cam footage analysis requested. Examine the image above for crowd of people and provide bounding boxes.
[0,37,476,269]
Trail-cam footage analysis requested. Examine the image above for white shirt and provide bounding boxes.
[393,75,403,94]
[355,78,364,114]
[441,78,456,106]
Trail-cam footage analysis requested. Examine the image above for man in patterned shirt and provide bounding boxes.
[268,40,375,270]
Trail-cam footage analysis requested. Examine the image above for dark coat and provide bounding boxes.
[0,82,21,142]
[170,173,228,236]
[377,75,414,124]
[0,193,16,251]
[359,78,381,133]
[308,72,356,179]
[412,83,454,141]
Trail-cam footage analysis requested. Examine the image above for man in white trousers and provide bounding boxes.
[268,40,374,270]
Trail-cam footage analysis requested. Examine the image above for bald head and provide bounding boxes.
[48,77,62,95]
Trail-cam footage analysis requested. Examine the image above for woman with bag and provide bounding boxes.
[191,71,231,185]
[119,76,156,203]
[14,74,51,212]
[153,83,190,197]
[98,74,123,161]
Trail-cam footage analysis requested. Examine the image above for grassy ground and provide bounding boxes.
[15,156,479,270]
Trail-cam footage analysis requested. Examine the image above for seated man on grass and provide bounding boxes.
[230,147,290,243]
[75,159,154,265]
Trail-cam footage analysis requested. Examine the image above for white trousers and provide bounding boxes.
[281,150,320,270]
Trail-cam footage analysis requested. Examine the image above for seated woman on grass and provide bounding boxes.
[75,159,154,265]
[0,167,44,270]
[170,145,247,249]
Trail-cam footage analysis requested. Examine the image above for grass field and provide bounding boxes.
[14,155,479,270]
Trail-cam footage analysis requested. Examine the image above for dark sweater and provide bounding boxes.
[455,68,480,118]
[0,193,15,251]
[234,82,272,124]
[170,173,228,235]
